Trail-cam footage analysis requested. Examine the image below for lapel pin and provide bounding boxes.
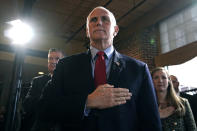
[115,61,120,66]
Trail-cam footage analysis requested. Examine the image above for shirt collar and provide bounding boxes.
[90,45,114,60]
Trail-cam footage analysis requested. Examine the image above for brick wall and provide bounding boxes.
[115,25,159,70]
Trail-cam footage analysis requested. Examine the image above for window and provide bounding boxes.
[159,3,197,53]
[167,57,197,92]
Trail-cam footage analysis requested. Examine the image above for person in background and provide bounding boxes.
[170,75,180,95]
[21,48,64,131]
[39,6,162,131]
[152,67,196,131]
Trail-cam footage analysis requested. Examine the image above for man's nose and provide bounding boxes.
[96,18,102,26]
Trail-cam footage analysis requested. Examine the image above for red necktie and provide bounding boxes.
[94,51,107,88]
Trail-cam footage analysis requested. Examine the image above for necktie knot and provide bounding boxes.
[97,51,105,60]
[97,51,105,56]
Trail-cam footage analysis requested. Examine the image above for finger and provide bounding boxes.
[113,100,127,106]
[114,97,126,102]
[98,84,114,88]
[103,84,114,88]
[114,92,132,97]
[124,95,131,100]
[113,88,130,93]
[114,96,131,102]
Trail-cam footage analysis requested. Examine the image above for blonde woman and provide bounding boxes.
[151,67,196,131]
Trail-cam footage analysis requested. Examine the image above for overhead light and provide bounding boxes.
[4,19,34,45]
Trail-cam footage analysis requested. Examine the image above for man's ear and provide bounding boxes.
[113,25,119,36]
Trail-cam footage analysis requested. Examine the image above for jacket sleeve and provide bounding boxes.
[23,78,40,115]
[183,99,197,131]
[39,59,89,124]
[137,64,162,131]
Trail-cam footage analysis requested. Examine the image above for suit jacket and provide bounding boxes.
[40,50,162,131]
[22,75,51,131]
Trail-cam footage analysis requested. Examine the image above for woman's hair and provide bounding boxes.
[151,67,185,116]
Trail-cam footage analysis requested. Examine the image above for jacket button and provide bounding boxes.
[174,122,177,125]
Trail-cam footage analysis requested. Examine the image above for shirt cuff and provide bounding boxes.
[84,104,91,116]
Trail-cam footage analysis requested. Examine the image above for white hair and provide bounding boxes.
[86,6,117,29]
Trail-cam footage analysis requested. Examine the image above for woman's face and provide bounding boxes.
[152,70,169,93]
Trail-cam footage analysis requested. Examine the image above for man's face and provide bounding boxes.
[48,52,63,74]
[86,8,118,44]
[170,75,179,93]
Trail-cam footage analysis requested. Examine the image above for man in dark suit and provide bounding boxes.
[21,48,64,131]
[40,6,162,131]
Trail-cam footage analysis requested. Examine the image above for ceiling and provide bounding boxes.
[29,0,163,44]
[0,0,195,83]
[1,0,164,45]
[1,0,195,50]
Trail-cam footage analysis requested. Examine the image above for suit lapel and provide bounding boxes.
[108,50,125,88]
[82,50,95,93]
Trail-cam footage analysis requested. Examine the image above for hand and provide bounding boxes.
[86,84,132,109]
[159,105,175,118]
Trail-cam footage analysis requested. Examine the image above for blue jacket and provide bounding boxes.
[40,50,162,131]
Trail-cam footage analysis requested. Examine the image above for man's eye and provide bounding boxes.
[90,17,97,22]
[101,16,110,22]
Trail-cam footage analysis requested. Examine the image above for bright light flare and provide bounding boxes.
[38,72,44,75]
[168,57,197,90]
[5,20,34,45]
